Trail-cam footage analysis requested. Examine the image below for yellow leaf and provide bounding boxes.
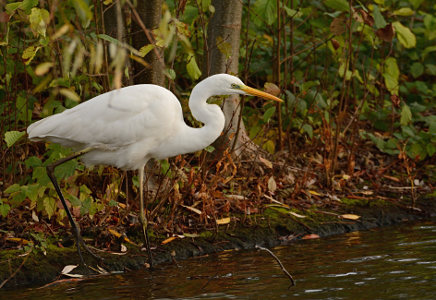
[341,214,361,220]
[59,88,81,102]
[35,62,54,76]
[309,190,322,196]
[161,236,177,245]
[216,217,231,225]
[52,24,71,40]
[6,237,31,245]
[108,228,122,238]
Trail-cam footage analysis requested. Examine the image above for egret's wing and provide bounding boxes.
[27,85,182,150]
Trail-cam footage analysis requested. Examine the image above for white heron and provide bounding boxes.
[27,73,282,268]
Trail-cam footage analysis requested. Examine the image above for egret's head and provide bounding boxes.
[207,74,283,102]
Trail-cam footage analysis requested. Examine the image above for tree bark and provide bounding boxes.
[205,0,260,157]
[131,0,164,85]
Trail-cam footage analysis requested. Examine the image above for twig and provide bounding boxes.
[0,248,32,289]
[255,245,295,287]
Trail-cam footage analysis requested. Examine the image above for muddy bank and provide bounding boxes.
[1,196,435,289]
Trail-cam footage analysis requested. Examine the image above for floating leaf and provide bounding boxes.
[61,265,79,275]
[216,217,231,225]
[4,131,25,148]
[302,234,320,240]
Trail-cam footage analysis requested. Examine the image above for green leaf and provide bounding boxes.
[5,2,22,13]
[43,197,56,219]
[4,131,25,148]
[372,5,387,29]
[383,57,399,95]
[302,124,313,139]
[254,0,277,25]
[22,45,40,65]
[4,183,21,194]
[392,21,416,48]
[20,0,38,12]
[400,104,412,126]
[392,8,414,16]
[186,55,201,80]
[426,143,436,157]
[139,44,155,57]
[54,159,78,179]
[410,62,424,78]
[67,194,82,207]
[29,8,50,37]
[70,0,93,28]
[0,201,11,218]
[25,156,42,168]
[263,106,276,123]
[324,0,350,12]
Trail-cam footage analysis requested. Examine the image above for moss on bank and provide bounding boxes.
[1,196,435,289]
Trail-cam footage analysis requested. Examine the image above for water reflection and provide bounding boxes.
[3,221,436,299]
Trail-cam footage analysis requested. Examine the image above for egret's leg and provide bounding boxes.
[46,150,102,266]
[139,168,153,267]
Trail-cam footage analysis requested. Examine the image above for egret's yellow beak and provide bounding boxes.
[241,86,283,103]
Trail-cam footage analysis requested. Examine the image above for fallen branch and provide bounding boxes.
[255,245,295,287]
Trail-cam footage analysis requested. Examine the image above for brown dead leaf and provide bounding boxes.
[330,15,347,35]
[268,176,277,193]
[264,82,281,96]
[259,156,273,169]
[376,24,394,42]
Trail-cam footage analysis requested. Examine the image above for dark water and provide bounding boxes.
[4,221,436,299]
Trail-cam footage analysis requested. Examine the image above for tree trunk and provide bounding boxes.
[205,0,260,157]
[131,0,164,85]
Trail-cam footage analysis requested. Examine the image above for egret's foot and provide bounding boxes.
[141,224,153,268]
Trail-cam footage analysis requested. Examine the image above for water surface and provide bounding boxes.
[4,221,436,299]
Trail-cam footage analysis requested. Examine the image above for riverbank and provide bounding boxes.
[1,194,435,289]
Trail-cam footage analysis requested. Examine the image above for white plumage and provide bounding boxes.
[27,73,282,267]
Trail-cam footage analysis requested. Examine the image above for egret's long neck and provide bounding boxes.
[176,81,225,155]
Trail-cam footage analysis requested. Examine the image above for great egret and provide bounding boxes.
[27,73,282,268]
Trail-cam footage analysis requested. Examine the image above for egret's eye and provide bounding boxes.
[231,83,240,89]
